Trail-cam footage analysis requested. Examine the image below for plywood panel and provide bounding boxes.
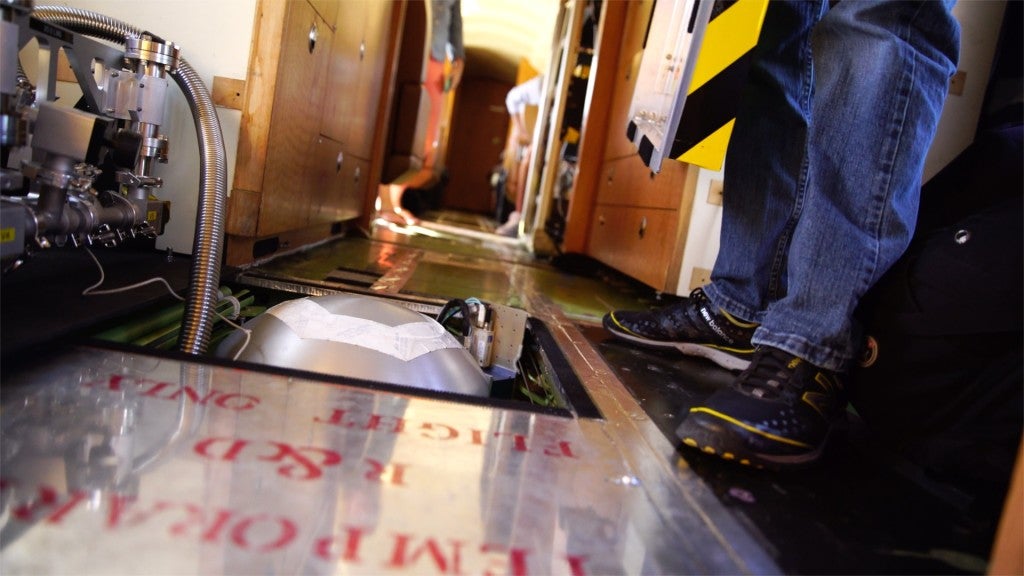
[257,1,333,236]
[226,188,260,237]
[309,136,366,224]
[321,0,365,143]
[588,205,680,289]
[348,0,394,159]
[596,155,686,209]
[308,0,339,28]
[212,76,246,110]
[233,0,288,193]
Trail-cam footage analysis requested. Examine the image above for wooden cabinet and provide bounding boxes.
[227,0,397,266]
[588,205,681,288]
[579,0,697,292]
[254,0,332,237]
[588,155,692,289]
[595,156,683,209]
[321,0,389,159]
[308,0,339,25]
[310,136,366,224]
[315,0,391,226]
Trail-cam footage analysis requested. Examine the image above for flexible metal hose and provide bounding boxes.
[34,6,226,355]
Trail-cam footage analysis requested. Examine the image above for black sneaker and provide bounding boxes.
[602,287,757,370]
[675,346,846,469]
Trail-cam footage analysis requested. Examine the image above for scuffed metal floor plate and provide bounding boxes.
[1,347,777,575]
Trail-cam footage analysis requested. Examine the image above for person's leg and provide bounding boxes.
[752,0,961,371]
[378,58,447,226]
[512,143,530,212]
[379,182,420,226]
[703,0,829,323]
[679,1,960,468]
[422,57,446,168]
[380,169,436,226]
[603,1,826,370]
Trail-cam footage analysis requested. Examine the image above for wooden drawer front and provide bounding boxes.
[345,0,392,158]
[309,0,340,28]
[320,0,364,144]
[257,129,317,236]
[596,156,686,209]
[322,0,391,157]
[589,205,679,289]
[309,137,366,225]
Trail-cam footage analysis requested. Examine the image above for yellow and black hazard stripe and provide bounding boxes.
[671,0,768,171]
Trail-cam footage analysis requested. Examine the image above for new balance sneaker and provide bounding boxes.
[602,287,757,370]
[675,346,846,469]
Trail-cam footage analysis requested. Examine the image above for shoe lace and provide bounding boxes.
[736,347,802,399]
[659,290,708,331]
[686,288,757,333]
[658,288,707,322]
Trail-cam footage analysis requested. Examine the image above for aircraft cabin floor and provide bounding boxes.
[240,211,1005,574]
[0,209,1007,574]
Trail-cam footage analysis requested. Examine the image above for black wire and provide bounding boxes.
[437,298,472,339]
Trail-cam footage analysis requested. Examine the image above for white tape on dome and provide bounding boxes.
[268,298,463,362]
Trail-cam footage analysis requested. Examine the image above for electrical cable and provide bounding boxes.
[82,247,184,300]
[81,248,251,360]
[437,298,472,340]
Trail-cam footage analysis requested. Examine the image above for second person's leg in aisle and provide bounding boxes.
[679,0,960,467]
[602,1,824,371]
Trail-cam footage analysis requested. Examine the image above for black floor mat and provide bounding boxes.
[580,324,1002,575]
[2,247,193,367]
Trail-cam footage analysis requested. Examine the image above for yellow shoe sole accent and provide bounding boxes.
[688,407,813,450]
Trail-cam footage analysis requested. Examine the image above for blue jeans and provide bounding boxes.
[704,0,960,371]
